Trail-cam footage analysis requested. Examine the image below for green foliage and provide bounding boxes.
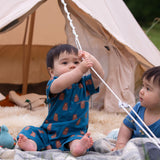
[124,0,160,25]
[143,23,160,50]
[124,0,160,51]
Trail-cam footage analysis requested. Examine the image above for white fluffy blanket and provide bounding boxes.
[0,106,125,140]
[0,106,159,160]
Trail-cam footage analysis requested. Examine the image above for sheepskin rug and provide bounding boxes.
[0,106,126,141]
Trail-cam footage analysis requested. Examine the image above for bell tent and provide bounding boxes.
[0,0,160,112]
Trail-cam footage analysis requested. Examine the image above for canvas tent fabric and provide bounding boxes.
[0,0,160,112]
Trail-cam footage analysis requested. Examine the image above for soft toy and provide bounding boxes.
[0,125,16,149]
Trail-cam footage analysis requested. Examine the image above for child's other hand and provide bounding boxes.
[78,51,93,73]
[111,146,118,151]
[111,143,125,151]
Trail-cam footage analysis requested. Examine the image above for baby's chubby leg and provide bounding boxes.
[69,132,93,157]
[17,134,37,151]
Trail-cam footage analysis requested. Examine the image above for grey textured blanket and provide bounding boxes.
[0,137,159,160]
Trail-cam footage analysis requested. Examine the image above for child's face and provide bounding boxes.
[52,51,81,77]
[139,77,160,109]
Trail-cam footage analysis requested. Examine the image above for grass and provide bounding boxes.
[143,22,160,50]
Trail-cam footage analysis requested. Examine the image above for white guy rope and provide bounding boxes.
[126,103,160,144]
[119,102,160,148]
[61,0,160,147]
[61,0,82,51]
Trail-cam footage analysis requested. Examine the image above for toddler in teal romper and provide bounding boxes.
[17,44,104,157]
[18,74,99,151]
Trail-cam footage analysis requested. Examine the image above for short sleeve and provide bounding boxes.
[82,74,99,96]
[123,102,141,130]
[46,77,58,98]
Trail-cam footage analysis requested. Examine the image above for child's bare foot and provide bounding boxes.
[17,134,37,151]
[69,132,93,157]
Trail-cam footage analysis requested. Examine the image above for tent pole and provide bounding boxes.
[22,12,36,94]
[22,17,29,93]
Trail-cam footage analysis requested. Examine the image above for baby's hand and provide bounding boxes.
[78,51,93,73]
[111,146,118,151]
[111,143,125,151]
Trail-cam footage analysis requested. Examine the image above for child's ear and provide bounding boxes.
[47,67,54,77]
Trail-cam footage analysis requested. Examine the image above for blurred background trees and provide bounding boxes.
[123,0,160,26]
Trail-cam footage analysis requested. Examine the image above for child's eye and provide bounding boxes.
[74,61,80,64]
[146,87,150,91]
[62,62,67,65]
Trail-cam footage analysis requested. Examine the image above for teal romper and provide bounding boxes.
[17,74,99,151]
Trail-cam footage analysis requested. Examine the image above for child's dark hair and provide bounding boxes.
[46,44,78,68]
[142,66,160,86]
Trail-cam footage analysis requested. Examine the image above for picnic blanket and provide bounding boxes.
[0,137,158,160]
